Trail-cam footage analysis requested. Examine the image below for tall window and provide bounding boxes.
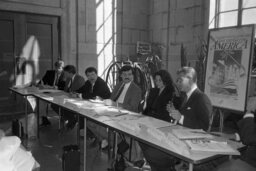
[209,0,256,28]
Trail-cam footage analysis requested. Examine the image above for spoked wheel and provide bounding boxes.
[106,61,122,91]
[133,65,149,97]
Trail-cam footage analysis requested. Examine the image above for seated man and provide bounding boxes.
[53,65,85,129]
[77,67,111,130]
[91,66,142,157]
[167,66,212,131]
[77,67,111,100]
[38,60,65,126]
[109,65,142,112]
[40,60,65,90]
[215,96,256,171]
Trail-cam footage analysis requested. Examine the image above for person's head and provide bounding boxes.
[63,65,76,79]
[120,65,133,84]
[154,70,174,90]
[54,60,64,74]
[85,67,98,84]
[176,66,197,92]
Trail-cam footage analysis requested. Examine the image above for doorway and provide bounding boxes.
[0,11,59,103]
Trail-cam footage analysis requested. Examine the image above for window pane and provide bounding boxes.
[220,0,238,12]
[242,8,256,24]
[209,0,216,28]
[219,11,238,27]
[243,0,256,8]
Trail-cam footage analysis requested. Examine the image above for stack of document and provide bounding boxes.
[185,139,240,155]
[172,129,213,140]
[172,129,240,155]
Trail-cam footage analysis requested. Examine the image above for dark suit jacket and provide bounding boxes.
[41,70,65,90]
[77,77,111,100]
[143,85,175,122]
[111,81,142,112]
[179,88,212,131]
[64,74,85,92]
[238,117,256,168]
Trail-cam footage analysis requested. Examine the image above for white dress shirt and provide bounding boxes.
[117,81,131,104]
[179,84,198,124]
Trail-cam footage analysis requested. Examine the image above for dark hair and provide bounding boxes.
[177,66,197,83]
[120,65,133,73]
[54,60,64,68]
[85,67,97,75]
[154,70,174,86]
[63,65,76,74]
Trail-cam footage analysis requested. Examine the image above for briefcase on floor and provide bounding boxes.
[62,145,80,171]
[12,119,24,139]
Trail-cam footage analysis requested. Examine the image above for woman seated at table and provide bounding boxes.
[140,70,178,171]
[142,69,178,122]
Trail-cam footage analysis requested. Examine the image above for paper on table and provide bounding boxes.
[118,120,141,132]
[185,139,240,155]
[172,129,214,140]
[135,117,173,129]
[89,99,104,104]
[38,89,62,93]
[52,95,70,105]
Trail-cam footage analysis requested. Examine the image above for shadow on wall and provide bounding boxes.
[12,35,41,86]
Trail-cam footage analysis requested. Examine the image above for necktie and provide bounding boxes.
[113,83,125,102]
[55,73,59,86]
[181,93,188,109]
[67,79,73,92]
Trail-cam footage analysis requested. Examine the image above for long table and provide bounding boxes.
[9,87,244,171]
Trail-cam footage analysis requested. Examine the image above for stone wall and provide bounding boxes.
[0,0,210,79]
[149,0,210,79]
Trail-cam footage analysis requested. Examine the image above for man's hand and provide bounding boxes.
[166,102,182,121]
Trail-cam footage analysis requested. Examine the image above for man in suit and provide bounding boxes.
[58,65,85,129]
[40,60,65,90]
[77,67,111,100]
[63,65,85,93]
[39,60,65,126]
[93,65,142,152]
[167,66,212,131]
[77,67,111,130]
[109,65,142,112]
[215,97,256,171]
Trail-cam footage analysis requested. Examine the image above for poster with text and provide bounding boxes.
[205,25,255,112]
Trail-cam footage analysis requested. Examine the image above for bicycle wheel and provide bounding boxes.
[106,61,122,91]
[133,64,148,96]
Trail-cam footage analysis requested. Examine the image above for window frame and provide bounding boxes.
[213,0,256,28]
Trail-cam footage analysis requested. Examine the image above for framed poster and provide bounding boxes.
[204,25,255,112]
[137,41,151,55]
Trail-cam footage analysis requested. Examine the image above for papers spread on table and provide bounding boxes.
[89,99,104,104]
[185,139,240,155]
[172,129,214,140]
[146,127,190,155]
[118,120,141,132]
[171,129,240,155]
[135,117,174,129]
[38,89,62,93]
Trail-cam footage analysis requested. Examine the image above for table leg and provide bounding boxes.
[58,107,61,130]
[129,138,133,161]
[77,115,80,145]
[36,98,40,138]
[25,96,28,139]
[189,163,193,171]
[83,118,87,171]
[113,132,118,159]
